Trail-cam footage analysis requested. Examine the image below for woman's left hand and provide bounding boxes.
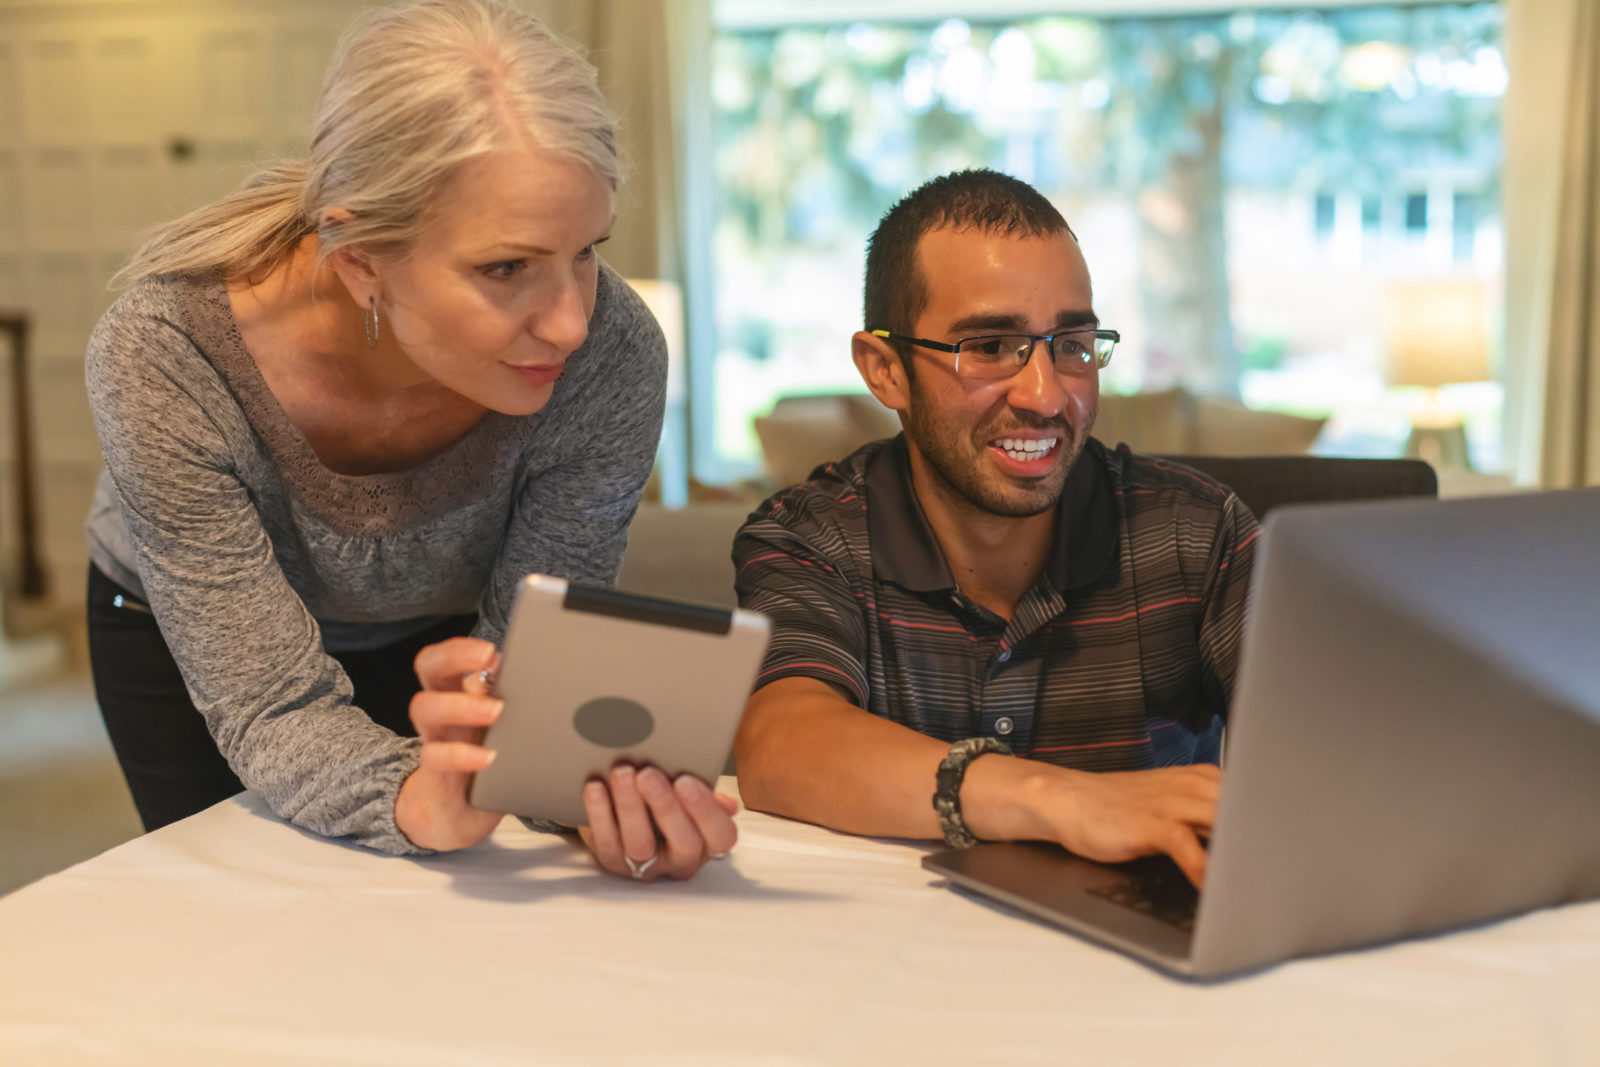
[395,637,504,851]
[578,763,739,882]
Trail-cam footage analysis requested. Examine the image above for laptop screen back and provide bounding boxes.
[1193,489,1600,976]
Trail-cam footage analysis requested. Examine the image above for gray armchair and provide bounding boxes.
[616,502,753,608]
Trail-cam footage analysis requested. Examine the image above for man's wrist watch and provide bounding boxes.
[933,737,1013,849]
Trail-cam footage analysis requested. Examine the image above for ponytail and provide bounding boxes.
[111,160,315,289]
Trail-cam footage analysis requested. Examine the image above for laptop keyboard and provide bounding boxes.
[1086,859,1200,933]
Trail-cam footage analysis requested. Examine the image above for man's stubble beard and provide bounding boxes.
[901,379,1097,520]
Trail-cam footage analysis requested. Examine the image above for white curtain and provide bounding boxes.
[529,0,713,501]
[534,0,687,281]
[1504,0,1600,488]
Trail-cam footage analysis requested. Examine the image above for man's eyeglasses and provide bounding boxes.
[869,328,1119,381]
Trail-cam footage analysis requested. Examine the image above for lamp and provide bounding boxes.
[622,279,685,378]
[1381,278,1492,469]
[623,279,688,507]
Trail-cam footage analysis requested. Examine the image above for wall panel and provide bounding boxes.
[27,147,92,251]
[0,41,18,144]
[0,150,22,251]
[19,37,88,145]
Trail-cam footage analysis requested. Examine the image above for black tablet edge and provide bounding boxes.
[562,583,733,635]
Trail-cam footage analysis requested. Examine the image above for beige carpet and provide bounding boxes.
[0,673,142,897]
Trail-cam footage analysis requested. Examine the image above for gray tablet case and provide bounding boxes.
[470,575,771,827]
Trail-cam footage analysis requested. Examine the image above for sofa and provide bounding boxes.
[753,389,1328,490]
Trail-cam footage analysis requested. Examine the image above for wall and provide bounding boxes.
[0,0,370,602]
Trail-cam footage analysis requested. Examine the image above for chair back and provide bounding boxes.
[1157,455,1438,519]
[754,394,900,488]
[617,503,753,608]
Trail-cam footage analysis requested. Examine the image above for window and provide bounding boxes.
[1314,193,1338,241]
[705,3,1506,481]
[1405,193,1430,233]
[1453,191,1479,261]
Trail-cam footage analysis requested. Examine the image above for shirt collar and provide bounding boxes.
[865,434,1117,594]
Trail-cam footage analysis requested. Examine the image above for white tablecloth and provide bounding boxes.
[2,780,1597,1066]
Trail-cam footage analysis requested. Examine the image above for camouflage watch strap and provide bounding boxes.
[933,737,1014,849]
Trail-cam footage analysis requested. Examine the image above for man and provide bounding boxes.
[732,170,1259,887]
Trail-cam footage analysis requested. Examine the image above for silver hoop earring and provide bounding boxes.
[365,296,380,349]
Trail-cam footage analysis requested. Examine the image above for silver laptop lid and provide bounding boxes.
[1194,489,1600,976]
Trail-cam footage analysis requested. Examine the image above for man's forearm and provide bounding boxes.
[734,677,1065,841]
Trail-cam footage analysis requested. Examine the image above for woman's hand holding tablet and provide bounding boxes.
[395,633,740,881]
[395,637,506,851]
[578,764,740,882]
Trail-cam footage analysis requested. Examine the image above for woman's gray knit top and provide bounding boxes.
[83,263,666,854]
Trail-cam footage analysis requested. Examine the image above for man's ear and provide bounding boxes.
[852,331,912,414]
[321,207,381,308]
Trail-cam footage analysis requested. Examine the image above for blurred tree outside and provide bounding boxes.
[708,5,1505,478]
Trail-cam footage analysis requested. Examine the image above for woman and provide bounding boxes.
[83,0,734,881]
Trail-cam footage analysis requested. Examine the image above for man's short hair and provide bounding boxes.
[862,169,1075,366]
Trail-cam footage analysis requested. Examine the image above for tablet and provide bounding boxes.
[469,575,771,827]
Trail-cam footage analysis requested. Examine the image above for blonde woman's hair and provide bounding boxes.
[113,0,618,288]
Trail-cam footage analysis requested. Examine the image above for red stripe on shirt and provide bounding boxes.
[738,551,838,575]
[876,614,978,637]
[757,661,858,685]
[1061,595,1202,627]
[1033,735,1153,754]
[1146,459,1226,492]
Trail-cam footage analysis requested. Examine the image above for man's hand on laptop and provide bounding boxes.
[737,679,1220,886]
[968,760,1220,889]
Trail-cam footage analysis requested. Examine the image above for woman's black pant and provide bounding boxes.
[87,564,477,833]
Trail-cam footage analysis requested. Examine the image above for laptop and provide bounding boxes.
[923,489,1600,979]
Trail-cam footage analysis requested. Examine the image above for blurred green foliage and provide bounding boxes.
[707,4,1504,472]
[714,6,1503,240]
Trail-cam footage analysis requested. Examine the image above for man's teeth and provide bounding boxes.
[995,438,1059,461]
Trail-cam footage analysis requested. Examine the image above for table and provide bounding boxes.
[2,780,1597,1066]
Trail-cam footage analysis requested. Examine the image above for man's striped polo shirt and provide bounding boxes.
[733,435,1261,770]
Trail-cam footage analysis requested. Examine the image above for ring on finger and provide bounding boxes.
[624,853,659,880]
[707,851,730,861]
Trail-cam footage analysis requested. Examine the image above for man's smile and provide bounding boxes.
[986,432,1064,477]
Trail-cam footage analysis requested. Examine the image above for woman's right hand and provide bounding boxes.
[577,763,740,882]
[394,637,505,851]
